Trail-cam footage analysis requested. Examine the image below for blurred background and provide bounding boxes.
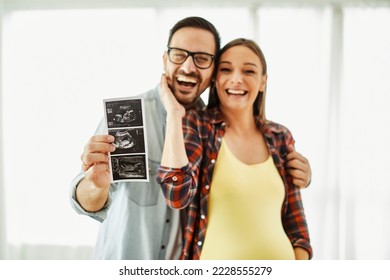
[1,0,389,260]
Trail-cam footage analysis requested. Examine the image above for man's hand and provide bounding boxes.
[286,144,311,188]
[81,134,115,190]
[76,134,116,212]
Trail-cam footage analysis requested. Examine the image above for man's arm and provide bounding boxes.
[76,178,110,212]
[76,134,115,212]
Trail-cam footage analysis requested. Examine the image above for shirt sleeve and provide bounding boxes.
[281,128,313,259]
[283,183,313,258]
[157,111,203,209]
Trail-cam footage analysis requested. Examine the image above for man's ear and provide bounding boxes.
[163,51,167,62]
[162,51,168,73]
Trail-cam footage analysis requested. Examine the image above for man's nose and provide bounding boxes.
[180,55,197,73]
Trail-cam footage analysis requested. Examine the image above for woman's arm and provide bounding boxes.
[157,75,201,209]
[294,247,309,260]
[160,75,188,168]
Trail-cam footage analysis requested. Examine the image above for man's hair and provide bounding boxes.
[167,16,221,54]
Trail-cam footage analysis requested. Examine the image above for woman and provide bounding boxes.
[157,38,312,260]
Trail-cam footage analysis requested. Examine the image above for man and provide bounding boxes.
[70,16,312,259]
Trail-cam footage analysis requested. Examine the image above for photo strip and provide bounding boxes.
[103,98,149,182]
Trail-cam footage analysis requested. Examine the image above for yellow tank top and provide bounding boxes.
[200,140,295,260]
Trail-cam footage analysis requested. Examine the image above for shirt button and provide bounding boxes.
[172,176,177,181]
[210,159,215,164]
[197,241,202,246]
[166,219,170,223]
[161,245,165,249]
[205,185,210,190]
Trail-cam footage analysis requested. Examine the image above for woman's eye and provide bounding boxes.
[219,67,231,72]
[245,69,256,74]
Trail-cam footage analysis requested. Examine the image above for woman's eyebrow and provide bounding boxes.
[244,62,258,67]
[219,61,258,67]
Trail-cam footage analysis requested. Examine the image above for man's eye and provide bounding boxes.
[174,54,186,59]
[195,56,208,62]
[195,58,207,65]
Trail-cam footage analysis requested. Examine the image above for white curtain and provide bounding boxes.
[0,0,8,260]
[340,7,390,259]
[1,1,390,260]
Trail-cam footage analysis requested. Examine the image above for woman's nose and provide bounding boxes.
[231,70,243,83]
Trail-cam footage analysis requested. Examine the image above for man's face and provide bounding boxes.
[163,27,216,109]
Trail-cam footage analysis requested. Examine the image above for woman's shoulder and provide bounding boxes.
[186,107,222,123]
[261,119,294,140]
[264,120,290,133]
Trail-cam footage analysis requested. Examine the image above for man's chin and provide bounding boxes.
[174,91,199,107]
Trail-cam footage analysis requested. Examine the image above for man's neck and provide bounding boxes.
[184,98,205,111]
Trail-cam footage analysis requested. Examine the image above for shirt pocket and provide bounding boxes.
[125,158,161,206]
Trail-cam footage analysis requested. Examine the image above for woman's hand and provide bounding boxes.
[159,74,185,118]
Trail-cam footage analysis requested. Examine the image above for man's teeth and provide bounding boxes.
[227,89,246,95]
[177,76,197,84]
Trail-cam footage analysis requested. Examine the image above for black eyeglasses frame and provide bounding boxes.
[167,47,215,69]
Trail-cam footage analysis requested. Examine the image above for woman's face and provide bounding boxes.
[215,45,266,113]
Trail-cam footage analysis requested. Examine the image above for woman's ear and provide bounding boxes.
[259,74,268,92]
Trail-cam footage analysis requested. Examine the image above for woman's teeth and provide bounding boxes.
[227,89,246,95]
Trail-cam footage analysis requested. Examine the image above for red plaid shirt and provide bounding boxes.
[157,107,312,259]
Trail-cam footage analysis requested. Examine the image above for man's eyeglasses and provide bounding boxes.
[167,47,215,69]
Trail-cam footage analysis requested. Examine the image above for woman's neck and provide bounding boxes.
[220,107,268,165]
[221,107,256,133]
